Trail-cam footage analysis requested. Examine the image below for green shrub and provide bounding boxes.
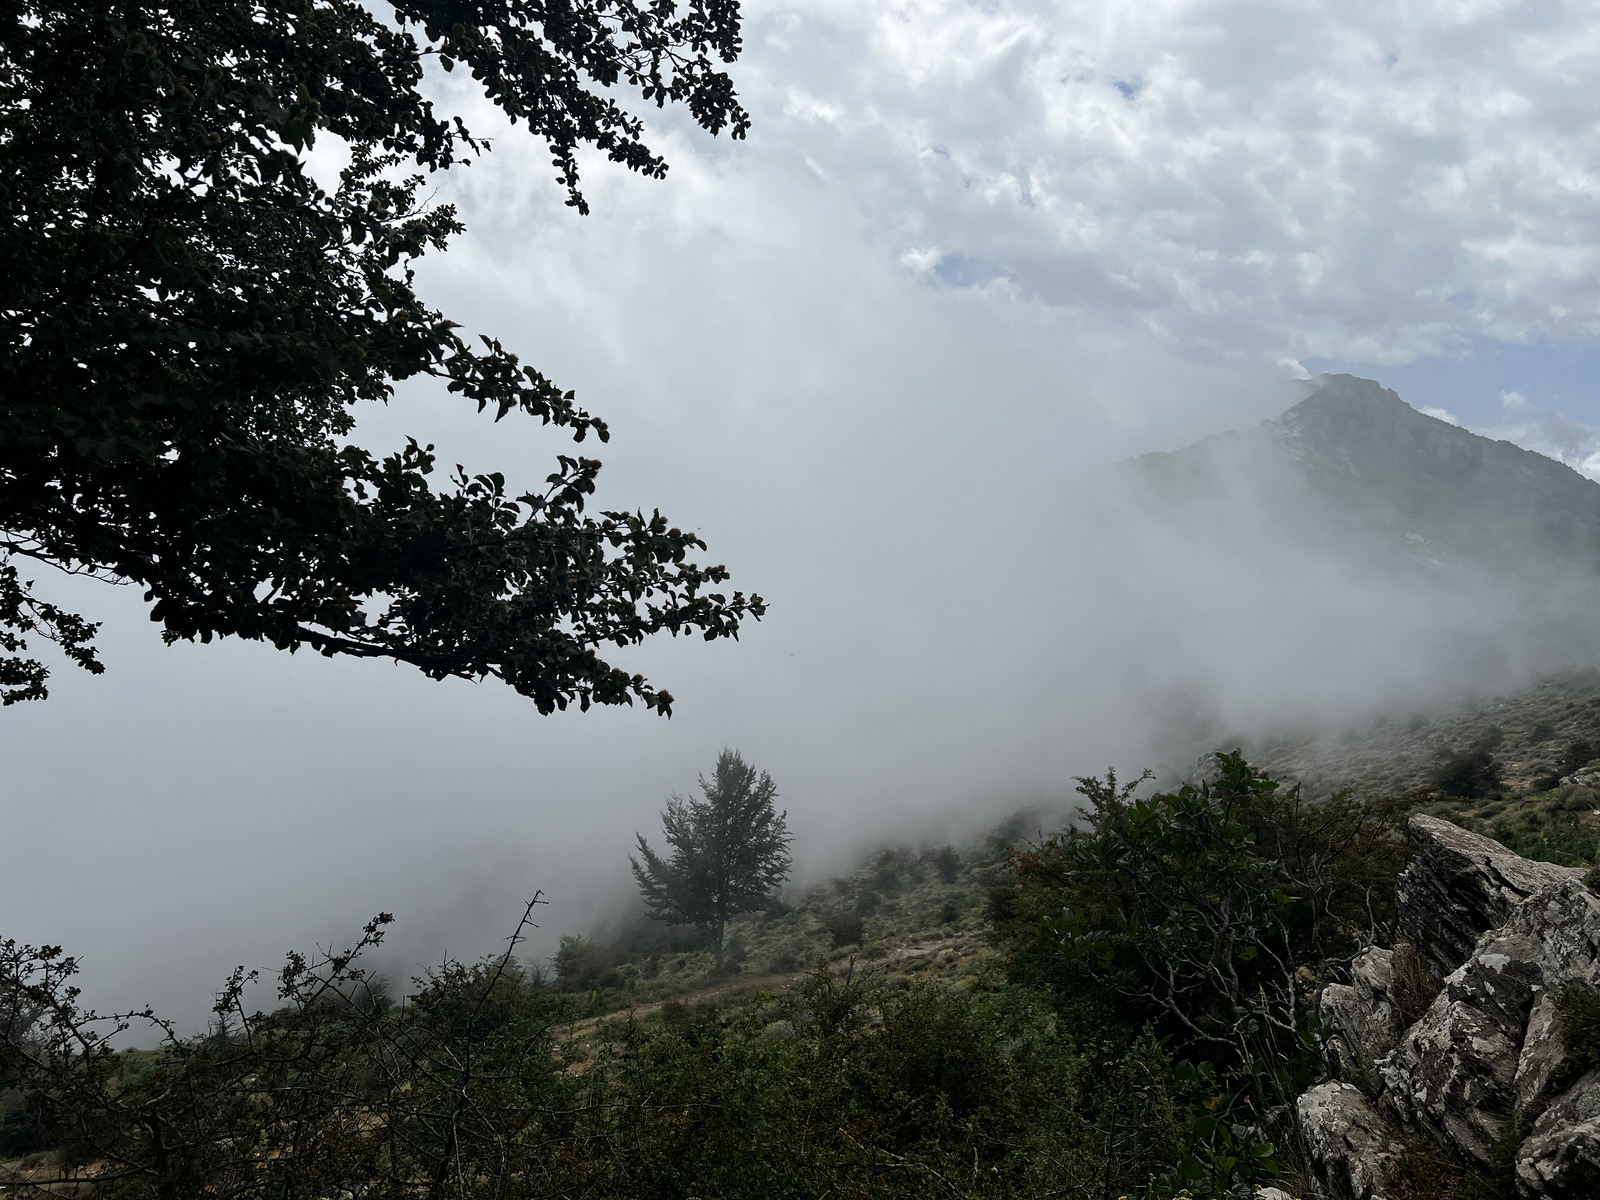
[576,969,1224,1199]
[1003,753,1412,1070]
[823,912,865,948]
[1434,748,1502,798]
[1476,793,1600,868]
[553,935,625,991]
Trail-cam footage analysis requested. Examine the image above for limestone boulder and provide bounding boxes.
[1382,876,1600,1164]
[1300,817,1600,1198]
[1395,814,1580,977]
[1296,1081,1403,1200]
[1320,947,1405,1084]
[1516,992,1568,1112]
[1378,940,1541,1163]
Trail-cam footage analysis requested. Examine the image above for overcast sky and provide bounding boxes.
[9,0,1600,1031]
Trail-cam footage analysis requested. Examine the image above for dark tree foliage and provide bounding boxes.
[1533,738,1596,792]
[551,934,625,992]
[0,0,761,711]
[631,748,791,954]
[1561,738,1596,775]
[1433,748,1502,798]
[822,910,864,949]
[1433,729,1507,798]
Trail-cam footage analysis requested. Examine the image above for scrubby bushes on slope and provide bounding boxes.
[0,933,1225,1198]
[26,752,1590,1198]
[993,754,1413,1072]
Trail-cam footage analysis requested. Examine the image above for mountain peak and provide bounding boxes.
[1129,374,1600,580]
[1270,375,1599,516]
[1289,372,1409,418]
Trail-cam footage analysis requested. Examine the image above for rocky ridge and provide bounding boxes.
[1301,815,1600,1198]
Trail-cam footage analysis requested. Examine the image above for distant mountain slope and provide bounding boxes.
[1126,374,1600,580]
[1246,669,1600,800]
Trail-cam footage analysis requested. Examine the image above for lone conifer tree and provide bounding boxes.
[631,750,792,956]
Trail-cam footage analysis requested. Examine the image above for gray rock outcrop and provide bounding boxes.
[1394,814,1580,977]
[1379,938,1543,1162]
[1296,1082,1404,1199]
[1320,947,1405,1084]
[1517,992,1569,1112]
[1299,815,1600,1199]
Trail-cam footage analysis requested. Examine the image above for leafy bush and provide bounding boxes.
[578,967,1222,1199]
[767,949,801,973]
[1551,980,1600,1095]
[823,912,865,948]
[1434,748,1502,798]
[1001,753,1412,1068]
[0,909,587,1199]
[553,935,626,991]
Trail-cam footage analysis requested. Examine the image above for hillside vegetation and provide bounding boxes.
[551,827,1017,1025]
[7,673,1600,1198]
[1247,670,1600,800]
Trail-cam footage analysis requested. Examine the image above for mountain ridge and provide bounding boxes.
[1124,373,1600,581]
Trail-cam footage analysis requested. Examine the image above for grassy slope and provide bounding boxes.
[549,831,1028,1030]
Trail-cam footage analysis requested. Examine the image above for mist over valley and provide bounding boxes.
[9,373,1600,1028]
[11,1,1600,1194]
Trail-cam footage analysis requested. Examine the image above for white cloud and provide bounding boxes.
[709,0,1600,365]
[1419,405,1460,425]
[1489,388,1600,479]
[420,0,1600,436]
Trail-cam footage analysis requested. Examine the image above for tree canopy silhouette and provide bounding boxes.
[0,0,762,711]
[632,749,792,955]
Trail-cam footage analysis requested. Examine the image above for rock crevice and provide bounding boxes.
[1300,814,1600,1199]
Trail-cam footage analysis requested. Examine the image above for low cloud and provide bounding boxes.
[1491,391,1600,481]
